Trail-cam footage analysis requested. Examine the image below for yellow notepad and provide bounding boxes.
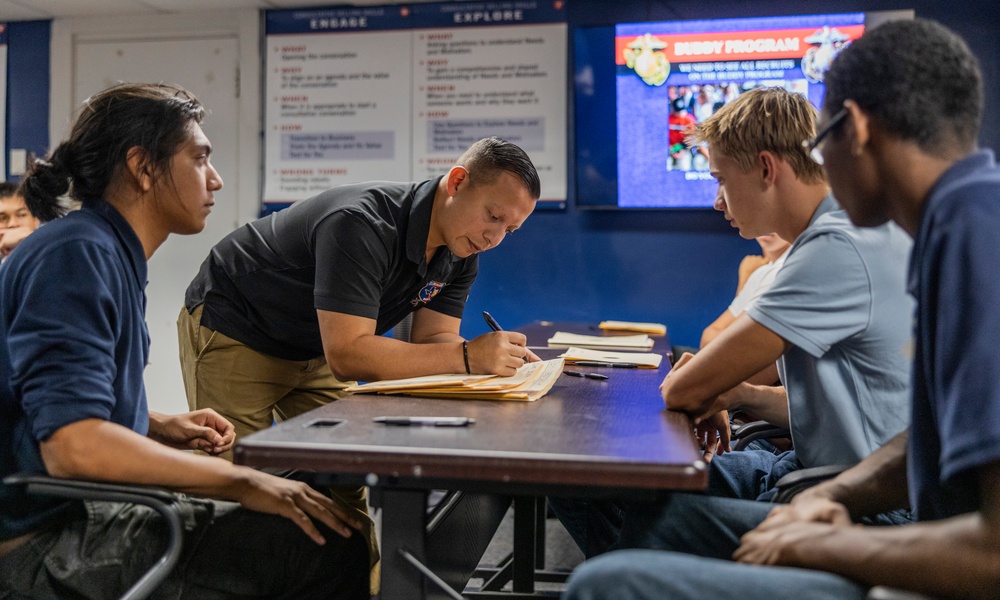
[345,358,564,402]
[598,320,667,335]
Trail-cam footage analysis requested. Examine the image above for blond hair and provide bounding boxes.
[687,87,825,184]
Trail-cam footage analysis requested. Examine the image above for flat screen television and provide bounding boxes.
[573,12,904,209]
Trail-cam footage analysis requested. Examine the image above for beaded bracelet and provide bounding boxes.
[462,340,471,374]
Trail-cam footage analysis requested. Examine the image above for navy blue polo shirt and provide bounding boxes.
[186,178,478,361]
[908,150,1000,521]
[0,199,150,541]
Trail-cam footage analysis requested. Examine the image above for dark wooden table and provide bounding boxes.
[235,322,705,599]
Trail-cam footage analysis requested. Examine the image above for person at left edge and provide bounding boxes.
[0,82,368,600]
[0,182,42,260]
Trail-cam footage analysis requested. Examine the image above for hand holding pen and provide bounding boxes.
[482,311,539,363]
[461,313,530,376]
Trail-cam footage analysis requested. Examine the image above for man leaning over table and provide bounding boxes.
[178,136,540,588]
[180,136,540,446]
[565,18,1000,600]
[551,86,914,558]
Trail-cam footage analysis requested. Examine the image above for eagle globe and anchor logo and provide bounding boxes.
[411,280,447,306]
[623,33,671,87]
[801,25,853,83]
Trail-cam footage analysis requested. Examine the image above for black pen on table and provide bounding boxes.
[373,416,475,427]
[563,370,609,381]
[573,361,639,369]
[482,311,529,362]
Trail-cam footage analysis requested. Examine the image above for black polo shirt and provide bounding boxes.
[185,178,478,361]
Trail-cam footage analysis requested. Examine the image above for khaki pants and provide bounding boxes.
[177,305,380,592]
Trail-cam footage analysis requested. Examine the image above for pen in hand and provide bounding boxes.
[483,311,528,362]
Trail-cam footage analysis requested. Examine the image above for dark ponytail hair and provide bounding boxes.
[19,82,205,222]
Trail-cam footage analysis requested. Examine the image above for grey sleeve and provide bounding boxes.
[746,231,871,357]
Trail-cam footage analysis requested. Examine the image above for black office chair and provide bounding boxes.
[3,474,183,600]
[730,419,791,452]
[770,463,850,504]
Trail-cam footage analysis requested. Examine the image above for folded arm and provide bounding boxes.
[723,383,791,428]
[662,314,788,417]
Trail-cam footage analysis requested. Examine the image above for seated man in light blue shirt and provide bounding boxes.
[565,18,1000,600]
[552,86,913,558]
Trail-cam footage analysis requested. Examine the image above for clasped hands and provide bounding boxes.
[734,490,853,567]
[148,408,236,455]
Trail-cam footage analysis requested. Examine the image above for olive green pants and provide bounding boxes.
[177,305,380,593]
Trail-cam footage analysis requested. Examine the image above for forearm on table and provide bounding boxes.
[411,331,463,344]
[666,317,786,415]
[326,334,464,381]
[700,310,736,348]
[744,361,779,386]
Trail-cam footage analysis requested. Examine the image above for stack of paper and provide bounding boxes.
[559,347,663,369]
[547,331,655,351]
[598,320,667,335]
[344,358,564,402]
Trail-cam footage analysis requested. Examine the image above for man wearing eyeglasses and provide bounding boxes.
[564,19,1000,600]
[551,87,915,560]
[0,183,41,260]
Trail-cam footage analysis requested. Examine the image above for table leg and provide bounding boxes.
[380,488,430,599]
[512,496,538,593]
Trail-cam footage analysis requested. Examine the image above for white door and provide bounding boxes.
[74,37,241,415]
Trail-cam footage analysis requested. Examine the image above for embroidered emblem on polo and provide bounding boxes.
[411,280,446,306]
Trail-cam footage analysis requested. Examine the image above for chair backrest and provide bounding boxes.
[3,474,183,600]
[393,313,414,342]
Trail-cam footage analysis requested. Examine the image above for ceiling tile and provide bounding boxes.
[0,0,56,20]
[0,0,443,22]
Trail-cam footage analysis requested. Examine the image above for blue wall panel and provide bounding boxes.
[5,20,50,181]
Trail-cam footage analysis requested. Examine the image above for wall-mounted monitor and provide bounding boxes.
[574,12,878,209]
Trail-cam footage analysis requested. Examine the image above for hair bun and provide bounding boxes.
[20,154,72,222]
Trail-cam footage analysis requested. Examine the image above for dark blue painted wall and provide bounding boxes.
[5,20,49,181]
[4,3,998,346]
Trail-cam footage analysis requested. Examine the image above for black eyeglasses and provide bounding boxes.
[803,107,848,165]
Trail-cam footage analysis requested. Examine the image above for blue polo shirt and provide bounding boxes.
[0,199,150,541]
[908,150,1000,521]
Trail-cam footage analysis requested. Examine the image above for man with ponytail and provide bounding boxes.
[0,83,368,599]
